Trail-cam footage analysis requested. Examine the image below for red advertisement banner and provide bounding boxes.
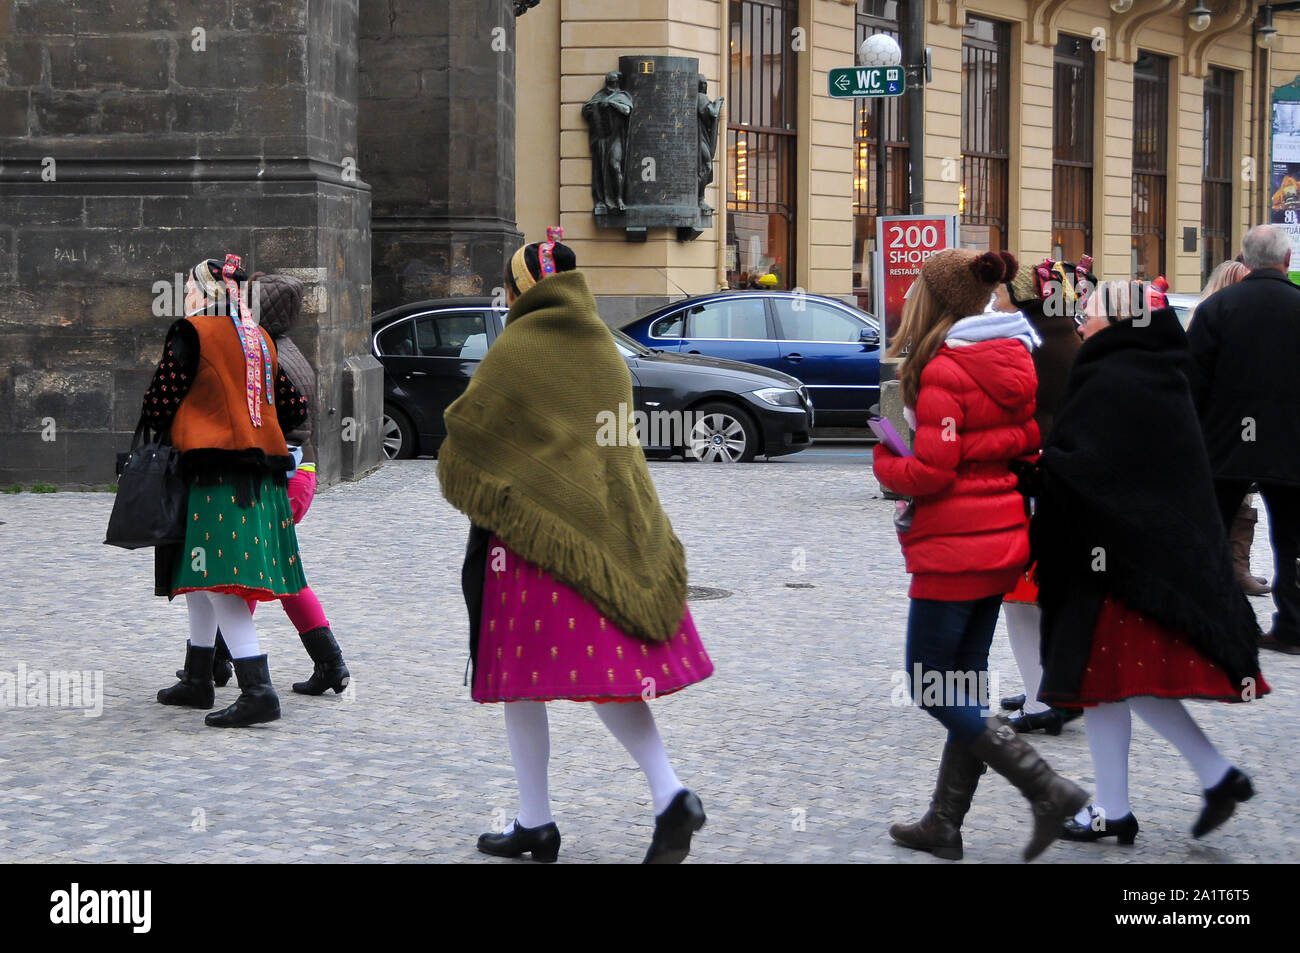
[874,214,957,350]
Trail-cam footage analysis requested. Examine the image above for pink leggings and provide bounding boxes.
[247,469,329,633]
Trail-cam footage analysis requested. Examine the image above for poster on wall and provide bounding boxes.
[1271,77,1300,283]
[873,214,958,352]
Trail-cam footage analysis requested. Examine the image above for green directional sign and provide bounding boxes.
[828,66,906,99]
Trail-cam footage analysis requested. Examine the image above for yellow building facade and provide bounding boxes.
[516,0,1300,321]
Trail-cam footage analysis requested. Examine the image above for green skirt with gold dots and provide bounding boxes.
[171,474,306,601]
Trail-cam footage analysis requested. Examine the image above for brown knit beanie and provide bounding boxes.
[921,248,1018,317]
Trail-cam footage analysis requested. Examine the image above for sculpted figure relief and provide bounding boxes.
[582,71,633,214]
[696,75,723,213]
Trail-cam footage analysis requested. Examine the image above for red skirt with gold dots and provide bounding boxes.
[1052,596,1270,707]
[472,536,714,703]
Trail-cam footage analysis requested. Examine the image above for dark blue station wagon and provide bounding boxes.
[619,291,881,427]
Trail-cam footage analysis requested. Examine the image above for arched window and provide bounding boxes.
[961,15,1011,250]
[1202,67,1236,283]
[1053,34,1095,262]
[1132,51,1170,280]
[727,0,799,290]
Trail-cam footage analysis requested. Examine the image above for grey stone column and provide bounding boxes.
[359,0,522,314]
[0,0,382,487]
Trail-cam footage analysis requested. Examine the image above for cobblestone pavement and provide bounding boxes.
[1,458,1296,864]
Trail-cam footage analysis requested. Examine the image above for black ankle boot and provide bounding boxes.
[292,626,351,695]
[1062,806,1140,845]
[477,820,561,863]
[1192,767,1253,838]
[205,655,281,728]
[212,631,233,687]
[1001,694,1026,712]
[643,790,706,864]
[890,737,987,860]
[158,644,216,709]
[176,632,232,687]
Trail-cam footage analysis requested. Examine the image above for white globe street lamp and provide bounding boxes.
[859,33,903,68]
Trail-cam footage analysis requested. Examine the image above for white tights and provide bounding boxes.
[1080,697,1233,821]
[1004,603,1050,715]
[184,591,261,659]
[502,700,685,830]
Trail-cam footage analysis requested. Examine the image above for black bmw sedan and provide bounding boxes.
[372,298,814,463]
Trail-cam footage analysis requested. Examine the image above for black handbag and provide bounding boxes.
[104,416,188,549]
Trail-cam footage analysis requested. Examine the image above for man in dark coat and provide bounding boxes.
[1187,223,1300,654]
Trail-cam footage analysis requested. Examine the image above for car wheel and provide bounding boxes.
[685,402,759,463]
[382,405,417,460]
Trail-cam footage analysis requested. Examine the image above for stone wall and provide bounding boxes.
[0,0,382,487]
[359,0,521,315]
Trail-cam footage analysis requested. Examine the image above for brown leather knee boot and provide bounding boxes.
[968,716,1089,861]
[890,737,987,860]
[1232,505,1271,596]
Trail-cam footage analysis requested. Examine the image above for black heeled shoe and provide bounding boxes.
[1009,706,1082,735]
[1009,708,1065,735]
[1192,767,1253,838]
[1062,806,1139,845]
[1001,694,1026,712]
[643,790,706,864]
[477,820,561,863]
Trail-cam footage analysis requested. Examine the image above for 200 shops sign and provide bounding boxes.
[873,215,957,348]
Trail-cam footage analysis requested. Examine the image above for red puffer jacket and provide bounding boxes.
[874,337,1039,600]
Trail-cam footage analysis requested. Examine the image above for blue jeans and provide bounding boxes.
[905,595,1004,744]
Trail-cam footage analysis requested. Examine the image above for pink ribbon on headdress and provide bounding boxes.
[539,226,563,278]
[220,254,273,427]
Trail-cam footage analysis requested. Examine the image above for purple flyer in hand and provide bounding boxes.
[869,416,912,457]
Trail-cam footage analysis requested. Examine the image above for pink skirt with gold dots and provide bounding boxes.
[472,536,714,703]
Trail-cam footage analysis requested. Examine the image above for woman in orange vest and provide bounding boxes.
[147,255,311,728]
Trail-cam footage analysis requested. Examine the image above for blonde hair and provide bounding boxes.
[888,277,961,407]
[1189,260,1249,323]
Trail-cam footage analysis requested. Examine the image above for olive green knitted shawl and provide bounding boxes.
[436,269,687,643]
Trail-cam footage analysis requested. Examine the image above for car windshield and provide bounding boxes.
[611,327,651,356]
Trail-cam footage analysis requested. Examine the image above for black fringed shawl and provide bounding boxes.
[1032,308,1261,701]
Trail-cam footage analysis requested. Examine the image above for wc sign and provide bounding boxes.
[828,66,905,98]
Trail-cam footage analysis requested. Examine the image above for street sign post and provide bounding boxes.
[828,66,906,98]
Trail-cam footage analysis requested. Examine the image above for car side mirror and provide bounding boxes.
[859,327,880,348]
